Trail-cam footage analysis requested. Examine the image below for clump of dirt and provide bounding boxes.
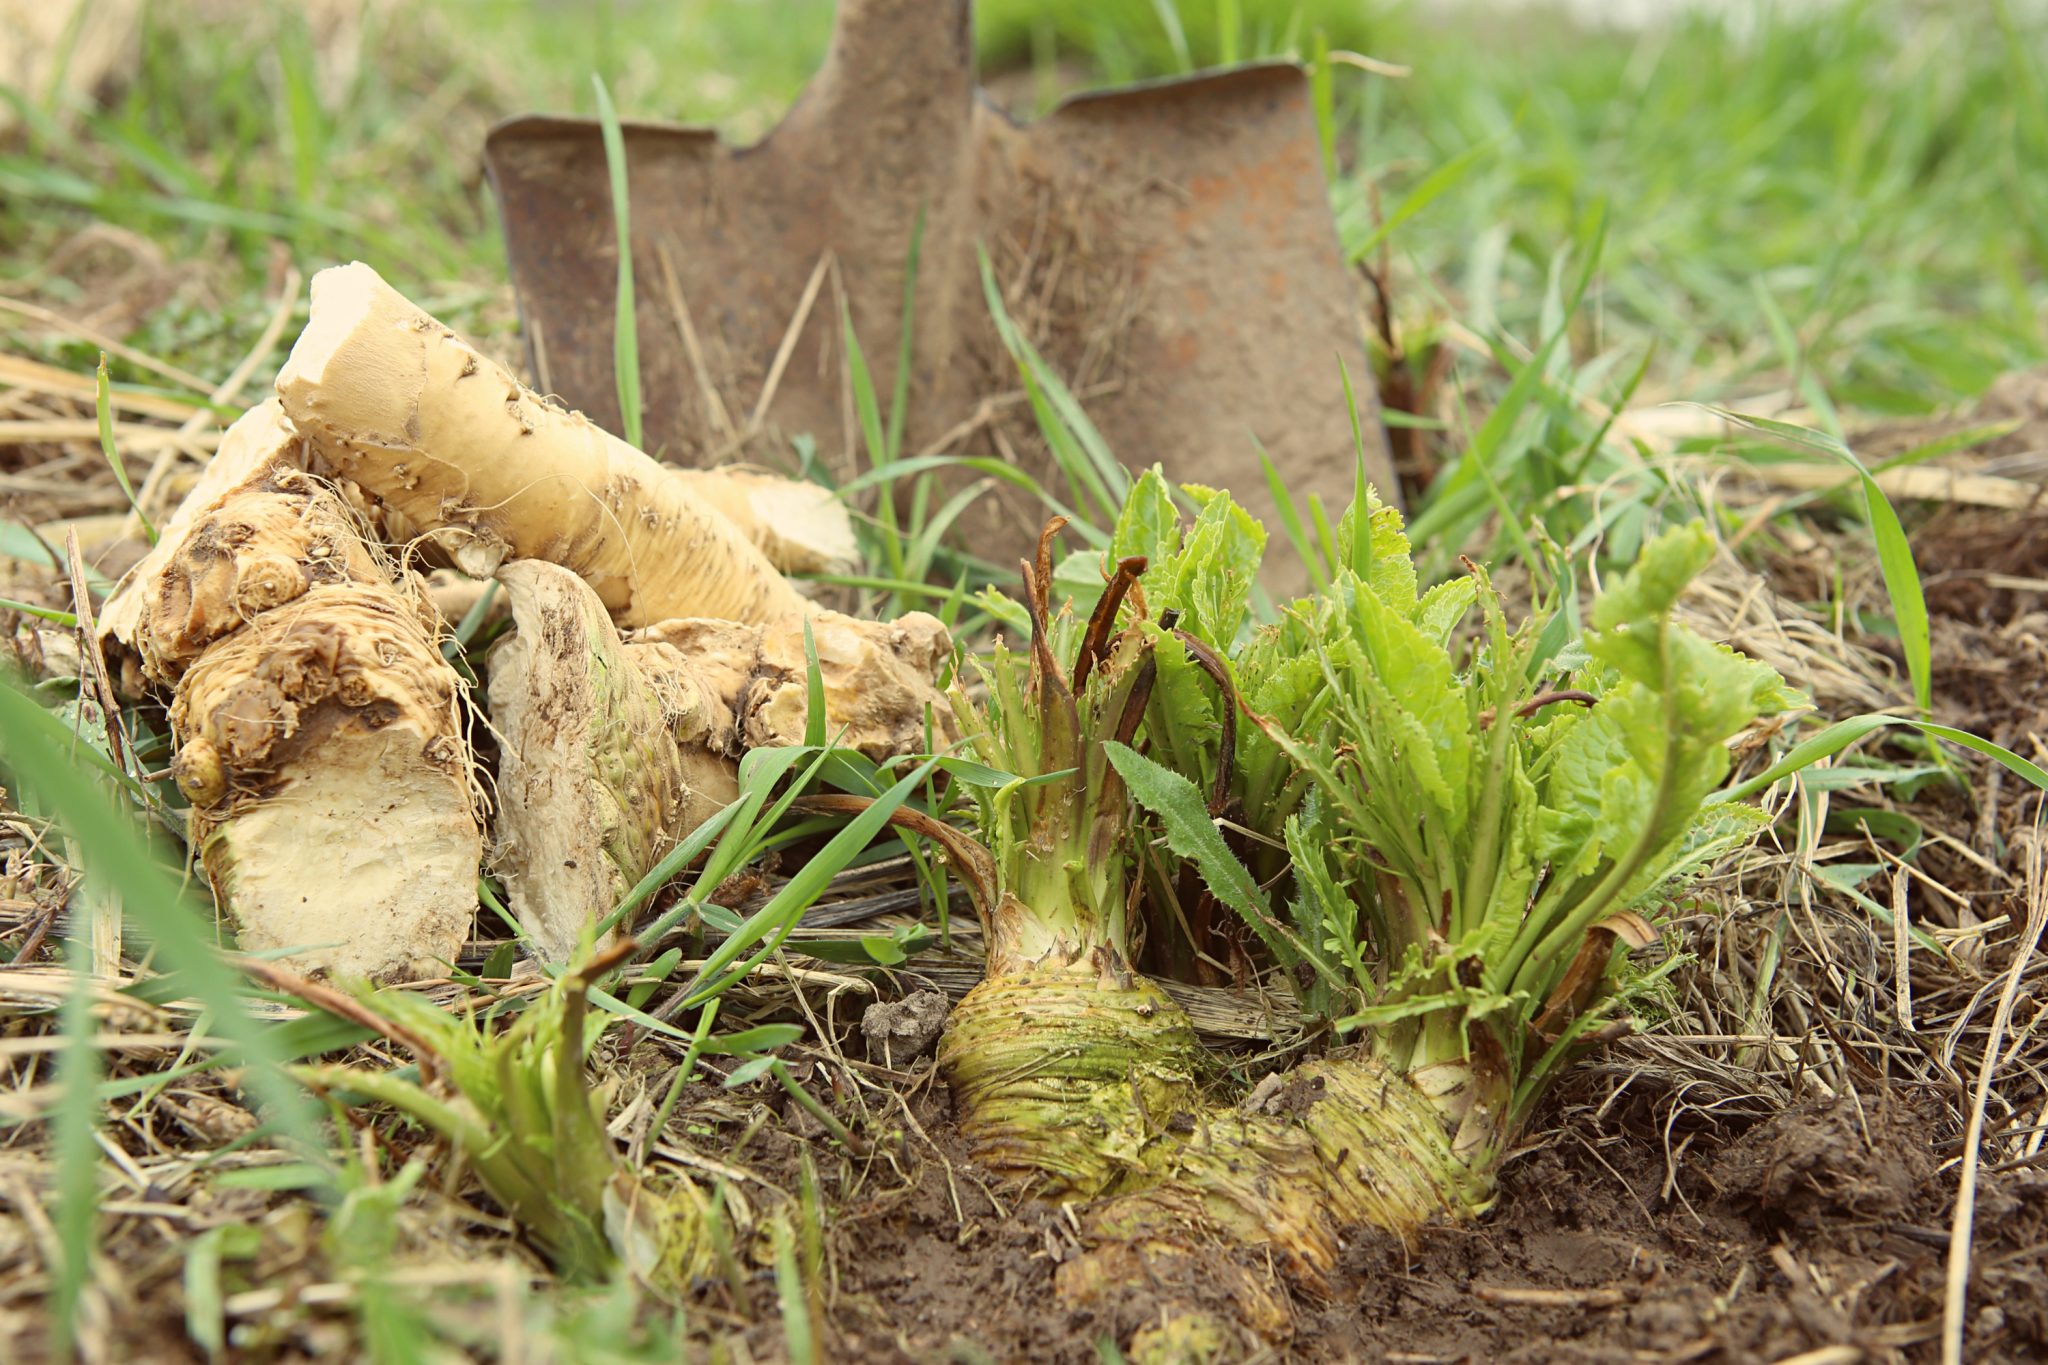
[828,1104,1110,1363]
[860,989,949,1067]
[1710,1096,1935,1229]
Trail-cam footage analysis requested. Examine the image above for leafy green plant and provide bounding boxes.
[1256,507,1796,1154]
[925,461,1922,1342]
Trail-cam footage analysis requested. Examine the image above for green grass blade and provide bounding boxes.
[975,246,1125,534]
[886,206,925,464]
[774,1215,818,1365]
[1310,29,1336,181]
[51,891,101,1358]
[96,355,155,544]
[183,1226,230,1359]
[1718,713,2048,805]
[1147,0,1194,71]
[682,756,940,1007]
[1347,134,1499,263]
[592,76,642,451]
[803,619,828,749]
[1703,408,1931,718]
[1339,358,1374,580]
[1257,441,1329,594]
[0,597,78,625]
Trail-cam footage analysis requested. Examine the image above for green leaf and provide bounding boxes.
[859,934,907,966]
[1111,466,1181,567]
[698,1024,804,1056]
[1104,741,1268,922]
[1169,484,1267,643]
[722,1055,778,1089]
[1335,488,1418,608]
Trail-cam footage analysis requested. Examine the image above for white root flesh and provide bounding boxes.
[103,401,481,981]
[276,262,810,627]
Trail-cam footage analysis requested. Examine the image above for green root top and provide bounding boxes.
[940,962,1205,1196]
[944,965,1500,1304]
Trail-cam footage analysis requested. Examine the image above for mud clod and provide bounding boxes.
[1711,1097,1934,1228]
[862,989,950,1068]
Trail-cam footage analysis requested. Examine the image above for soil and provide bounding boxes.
[798,1078,2046,1364]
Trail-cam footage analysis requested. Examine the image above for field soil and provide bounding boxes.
[814,1086,2046,1363]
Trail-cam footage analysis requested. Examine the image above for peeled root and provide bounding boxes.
[276,262,808,627]
[668,466,859,577]
[634,607,956,758]
[98,399,385,685]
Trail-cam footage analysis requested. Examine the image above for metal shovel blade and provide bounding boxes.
[484,0,1395,581]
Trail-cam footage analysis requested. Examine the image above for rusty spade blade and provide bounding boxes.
[484,0,1396,584]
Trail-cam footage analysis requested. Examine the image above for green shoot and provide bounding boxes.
[96,353,156,544]
[1702,408,1934,721]
[593,75,642,451]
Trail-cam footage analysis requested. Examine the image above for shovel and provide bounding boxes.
[484,0,1396,584]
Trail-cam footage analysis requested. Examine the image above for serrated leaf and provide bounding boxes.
[1103,741,1268,923]
[1111,467,1181,566]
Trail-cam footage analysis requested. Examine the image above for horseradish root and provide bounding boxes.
[489,561,956,960]
[105,401,480,981]
[633,608,956,757]
[276,262,809,627]
[488,561,740,963]
[666,466,859,577]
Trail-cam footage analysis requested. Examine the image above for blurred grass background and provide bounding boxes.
[1,0,2043,421]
